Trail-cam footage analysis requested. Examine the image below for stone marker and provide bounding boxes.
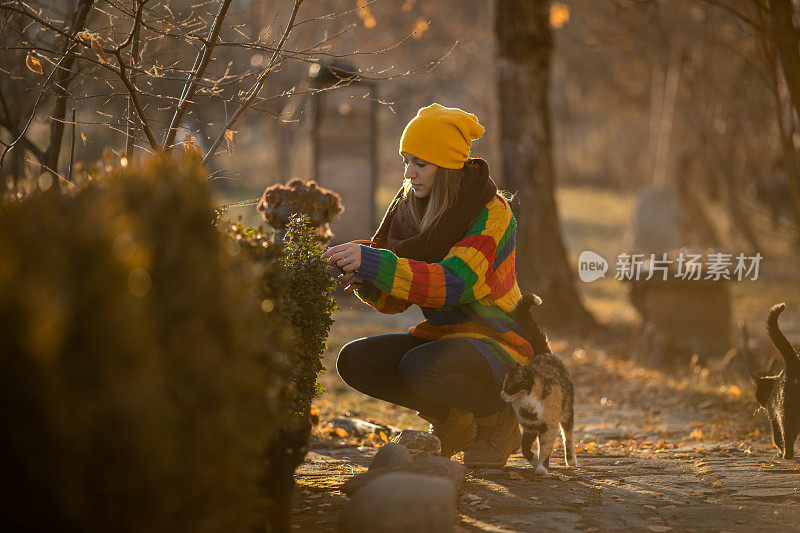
[339,472,457,533]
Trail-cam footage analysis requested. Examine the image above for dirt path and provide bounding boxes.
[292,307,800,531]
[294,444,799,532]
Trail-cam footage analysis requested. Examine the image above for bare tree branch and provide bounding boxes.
[113,48,159,152]
[1,0,423,178]
[202,0,303,165]
[0,85,45,161]
[43,0,95,174]
[162,0,233,151]
[125,0,145,158]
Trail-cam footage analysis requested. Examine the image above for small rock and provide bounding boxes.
[391,429,441,458]
[368,442,413,470]
[339,472,457,533]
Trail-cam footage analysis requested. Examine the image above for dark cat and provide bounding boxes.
[751,302,800,460]
[502,294,576,473]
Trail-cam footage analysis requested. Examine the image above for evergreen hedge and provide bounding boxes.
[0,154,333,532]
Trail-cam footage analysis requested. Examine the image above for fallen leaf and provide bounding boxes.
[77,30,96,44]
[508,471,525,480]
[91,38,108,63]
[183,134,201,155]
[80,132,87,146]
[26,52,43,74]
[461,493,481,502]
[225,129,236,155]
[476,504,491,510]
[334,427,348,437]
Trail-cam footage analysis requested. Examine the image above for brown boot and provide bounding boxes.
[462,403,521,468]
[418,408,477,458]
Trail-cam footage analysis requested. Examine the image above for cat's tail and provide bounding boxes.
[514,293,551,356]
[767,302,800,376]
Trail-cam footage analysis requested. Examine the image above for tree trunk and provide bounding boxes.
[767,0,800,236]
[495,0,597,333]
[43,0,94,175]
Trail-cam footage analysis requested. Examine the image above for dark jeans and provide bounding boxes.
[336,333,503,421]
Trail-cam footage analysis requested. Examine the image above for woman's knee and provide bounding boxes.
[336,338,369,387]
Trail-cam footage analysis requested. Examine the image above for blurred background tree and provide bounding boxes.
[496,0,597,332]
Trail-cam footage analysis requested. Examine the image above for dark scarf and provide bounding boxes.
[370,158,498,263]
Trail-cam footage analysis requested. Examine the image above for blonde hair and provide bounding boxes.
[397,164,516,234]
[398,165,461,234]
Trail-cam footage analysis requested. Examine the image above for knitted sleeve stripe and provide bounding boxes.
[354,279,411,314]
[355,195,514,308]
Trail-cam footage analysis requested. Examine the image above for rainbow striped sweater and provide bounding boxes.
[353,193,535,383]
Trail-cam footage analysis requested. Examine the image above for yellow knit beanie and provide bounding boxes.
[399,103,485,169]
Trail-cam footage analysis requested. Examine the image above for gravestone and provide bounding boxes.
[625,185,682,253]
[622,185,732,364]
[632,277,732,365]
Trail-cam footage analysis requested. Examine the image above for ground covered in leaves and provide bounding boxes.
[290,303,800,532]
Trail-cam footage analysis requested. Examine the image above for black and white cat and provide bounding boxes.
[502,294,577,474]
[751,302,799,460]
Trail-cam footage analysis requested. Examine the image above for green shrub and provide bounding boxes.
[0,155,297,532]
[280,213,338,416]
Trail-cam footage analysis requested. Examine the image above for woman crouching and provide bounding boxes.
[321,103,536,468]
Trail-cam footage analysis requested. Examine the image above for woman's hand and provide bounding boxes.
[338,271,363,292]
[321,242,362,274]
